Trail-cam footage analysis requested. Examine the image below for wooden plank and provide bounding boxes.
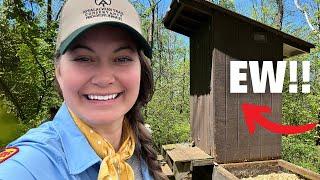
[221,159,279,168]
[198,95,207,152]
[191,159,215,168]
[161,163,174,177]
[157,155,164,161]
[222,159,320,180]
[163,144,215,180]
[247,62,263,161]
[167,146,213,163]
[190,96,201,146]
[214,165,239,180]
[213,49,227,163]
[162,143,191,151]
[225,55,239,161]
[270,93,282,158]
[278,159,320,180]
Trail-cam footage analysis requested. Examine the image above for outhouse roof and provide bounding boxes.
[163,0,315,58]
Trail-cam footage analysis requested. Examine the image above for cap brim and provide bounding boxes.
[58,22,152,59]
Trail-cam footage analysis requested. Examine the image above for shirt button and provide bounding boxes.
[97,141,101,145]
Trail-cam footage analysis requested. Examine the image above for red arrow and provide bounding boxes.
[242,103,317,135]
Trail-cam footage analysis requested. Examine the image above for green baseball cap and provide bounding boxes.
[56,0,152,59]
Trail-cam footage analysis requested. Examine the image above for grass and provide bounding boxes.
[0,101,26,147]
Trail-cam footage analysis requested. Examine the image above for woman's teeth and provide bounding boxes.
[87,93,119,101]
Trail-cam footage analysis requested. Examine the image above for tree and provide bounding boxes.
[0,0,61,127]
[131,0,191,150]
[210,0,236,10]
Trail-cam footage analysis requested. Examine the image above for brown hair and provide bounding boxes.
[126,51,167,180]
[54,50,167,179]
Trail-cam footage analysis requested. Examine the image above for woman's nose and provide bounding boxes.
[90,63,116,87]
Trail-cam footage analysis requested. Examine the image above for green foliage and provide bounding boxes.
[211,0,236,10]
[146,59,191,150]
[133,1,192,150]
[0,0,62,129]
[0,100,27,148]
[280,0,320,173]
[250,0,280,28]
[282,135,320,173]
[0,0,319,173]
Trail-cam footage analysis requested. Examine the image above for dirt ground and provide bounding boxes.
[241,172,302,180]
[224,163,306,180]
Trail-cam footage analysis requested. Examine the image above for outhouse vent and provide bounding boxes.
[253,32,267,42]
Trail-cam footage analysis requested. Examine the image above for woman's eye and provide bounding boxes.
[116,57,132,63]
[74,56,91,62]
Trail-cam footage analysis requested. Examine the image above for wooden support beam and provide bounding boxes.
[180,0,213,16]
[180,14,202,25]
[175,23,196,33]
[169,4,184,29]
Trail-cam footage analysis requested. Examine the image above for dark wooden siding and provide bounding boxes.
[207,10,283,163]
[187,4,284,163]
[213,10,282,61]
[210,49,282,163]
[190,16,213,96]
[190,10,283,163]
[190,15,214,154]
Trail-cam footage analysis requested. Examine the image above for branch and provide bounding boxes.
[0,77,25,122]
[55,6,63,21]
[25,42,48,115]
[294,0,316,31]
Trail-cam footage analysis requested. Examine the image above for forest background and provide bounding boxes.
[0,0,319,173]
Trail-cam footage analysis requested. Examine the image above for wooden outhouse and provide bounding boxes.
[163,0,315,163]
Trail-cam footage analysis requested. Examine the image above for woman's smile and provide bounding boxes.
[85,92,123,100]
[83,91,124,105]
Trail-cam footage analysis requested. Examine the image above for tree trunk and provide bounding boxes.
[148,0,156,51]
[275,0,283,30]
[47,0,52,28]
[180,54,186,114]
[317,1,320,41]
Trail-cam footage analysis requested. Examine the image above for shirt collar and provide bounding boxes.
[53,102,101,175]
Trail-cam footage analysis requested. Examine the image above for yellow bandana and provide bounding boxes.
[69,110,135,180]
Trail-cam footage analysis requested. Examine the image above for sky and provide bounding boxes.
[0,0,313,42]
[148,0,311,40]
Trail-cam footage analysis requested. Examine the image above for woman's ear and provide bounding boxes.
[54,63,64,98]
[54,62,62,84]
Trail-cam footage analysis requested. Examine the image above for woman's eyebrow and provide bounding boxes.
[69,44,94,52]
[113,45,136,53]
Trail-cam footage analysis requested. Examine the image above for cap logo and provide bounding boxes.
[95,0,111,7]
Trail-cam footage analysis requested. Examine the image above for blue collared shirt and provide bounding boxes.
[0,103,153,180]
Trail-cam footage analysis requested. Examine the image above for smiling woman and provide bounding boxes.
[0,0,166,180]
[55,27,142,135]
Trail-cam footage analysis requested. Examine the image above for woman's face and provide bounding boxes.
[55,26,141,126]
